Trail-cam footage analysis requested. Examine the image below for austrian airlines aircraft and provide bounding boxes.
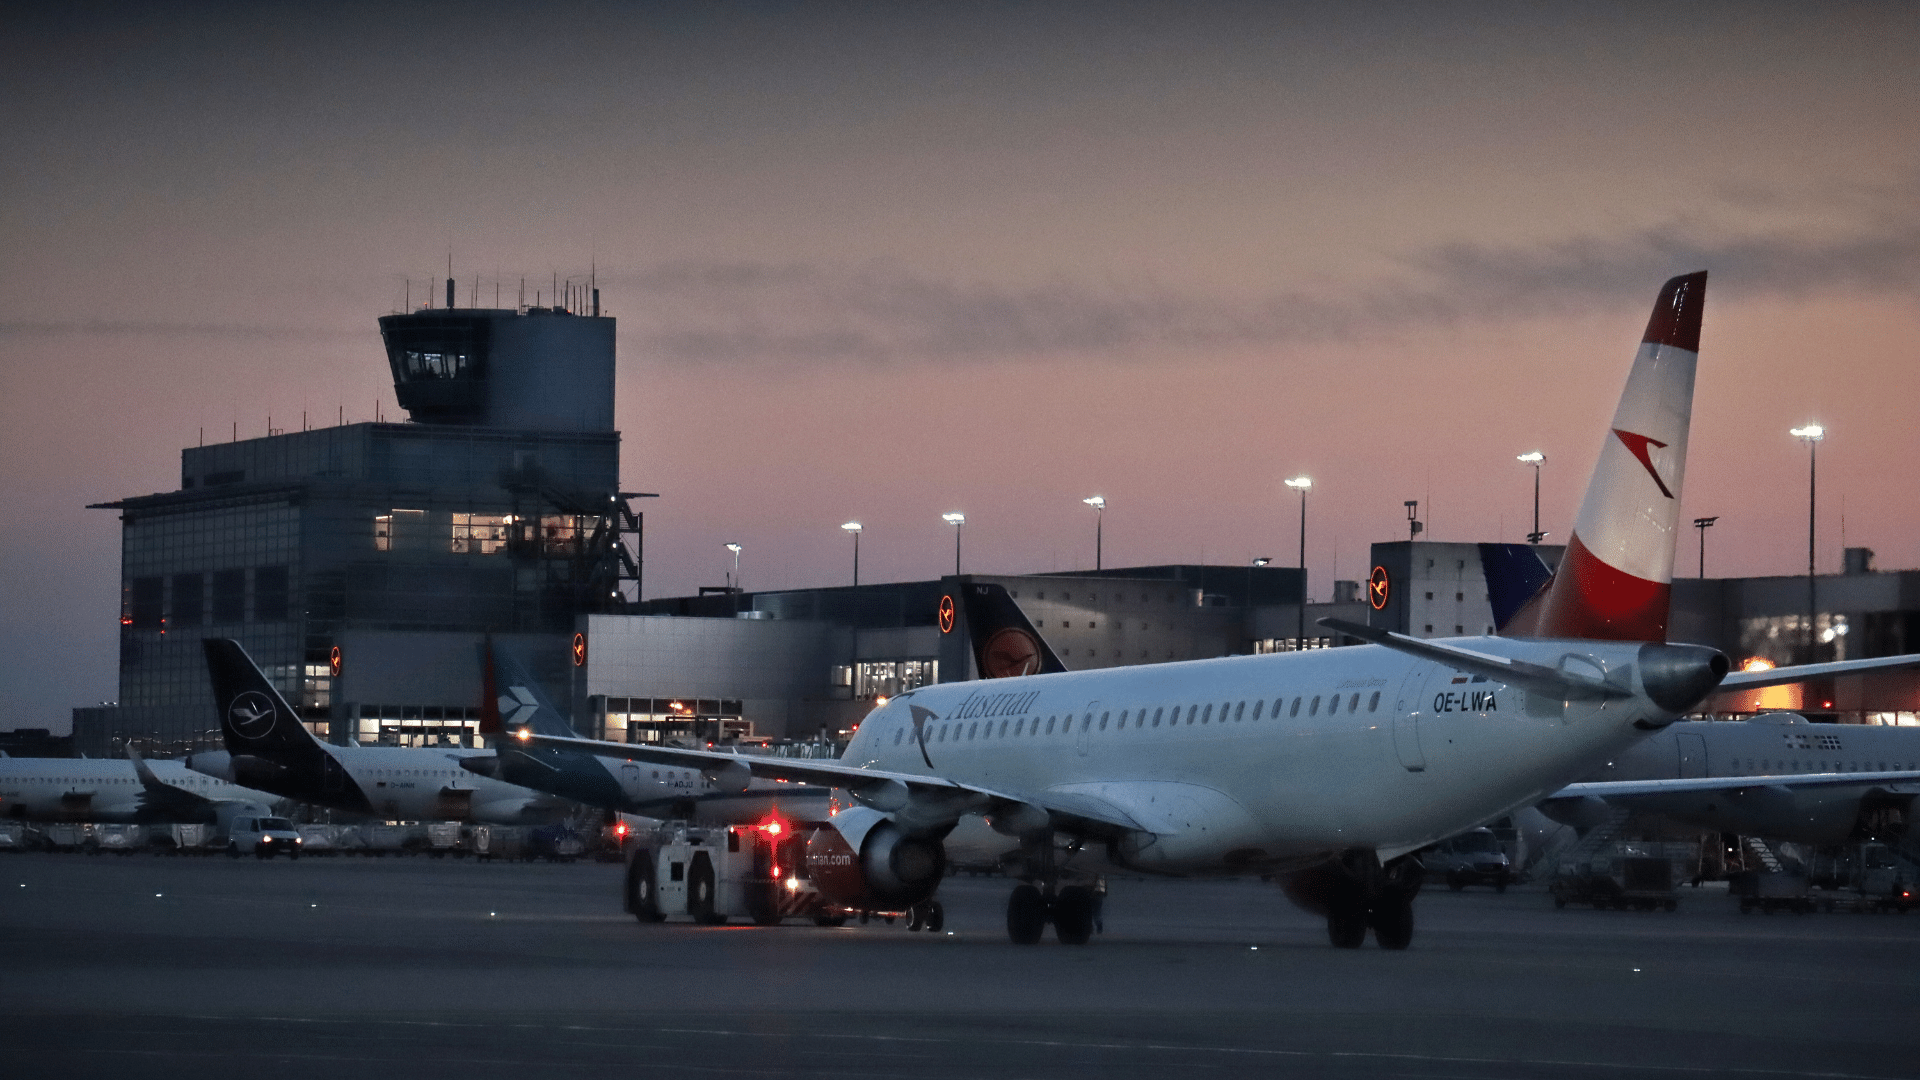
[523,272,1920,948]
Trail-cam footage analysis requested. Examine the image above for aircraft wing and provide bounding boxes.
[1317,618,1632,701]
[1555,770,1920,799]
[127,745,226,820]
[1716,653,1920,691]
[516,732,1143,834]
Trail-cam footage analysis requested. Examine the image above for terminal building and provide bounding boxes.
[71,288,1920,755]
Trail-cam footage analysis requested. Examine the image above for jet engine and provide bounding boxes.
[804,806,946,910]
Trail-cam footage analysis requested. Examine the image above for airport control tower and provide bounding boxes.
[77,285,644,755]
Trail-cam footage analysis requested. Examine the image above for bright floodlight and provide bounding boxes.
[841,521,862,533]
[1790,424,1825,441]
[1284,476,1311,490]
[942,512,965,525]
[724,542,742,553]
[1083,496,1105,509]
[1517,451,1545,464]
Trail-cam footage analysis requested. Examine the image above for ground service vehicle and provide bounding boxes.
[1552,846,1677,911]
[1426,828,1512,892]
[624,818,947,930]
[226,815,302,859]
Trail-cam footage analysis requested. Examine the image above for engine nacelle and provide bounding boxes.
[804,806,946,911]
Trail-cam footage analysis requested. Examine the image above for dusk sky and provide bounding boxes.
[3,3,1917,730]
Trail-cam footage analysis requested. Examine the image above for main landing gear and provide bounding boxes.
[1005,831,1102,945]
[1319,851,1422,950]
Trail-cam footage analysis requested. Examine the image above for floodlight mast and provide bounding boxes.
[1284,477,1311,651]
[942,513,965,575]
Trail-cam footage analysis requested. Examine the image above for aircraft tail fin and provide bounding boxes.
[1477,543,1555,633]
[1519,271,1706,642]
[202,638,324,754]
[958,582,1068,678]
[479,639,577,737]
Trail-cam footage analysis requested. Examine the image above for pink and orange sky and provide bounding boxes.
[3,3,1918,729]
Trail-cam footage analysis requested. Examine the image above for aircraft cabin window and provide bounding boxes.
[1200,704,1211,724]
[1309,696,1321,716]
[1369,691,1381,711]
[1290,697,1301,717]
[1349,693,1360,712]
[1152,707,1163,727]
[894,730,903,745]
[1100,712,1110,730]
[1186,705,1198,725]
[1233,701,1245,722]
[968,722,978,739]
[1046,717,1056,734]
[1329,695,1340,715]
[1000,719,1010,737]
[1015,718,1025,735]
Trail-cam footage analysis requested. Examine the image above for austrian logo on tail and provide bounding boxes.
[1611,429,1674,498]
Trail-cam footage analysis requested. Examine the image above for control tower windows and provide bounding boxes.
[451,513,510,555]
[398,348,474,381]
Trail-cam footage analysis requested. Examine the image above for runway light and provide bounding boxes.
[1740,657,1776,673]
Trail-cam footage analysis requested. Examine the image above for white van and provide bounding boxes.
[227,815,303,860]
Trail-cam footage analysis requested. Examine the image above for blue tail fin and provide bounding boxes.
[480,640,578,738]
[1476,544,1555,633]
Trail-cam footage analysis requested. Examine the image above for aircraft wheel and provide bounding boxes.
[1371,896,1415,950]
[1327,904,1367,949]
[1053,886,1095,945]
[1007,883,1046,945]
[813,914,848,927]
[687,852,724,925]
[626,851,664,923]
[907,904,925,932]
[926,900,945,933]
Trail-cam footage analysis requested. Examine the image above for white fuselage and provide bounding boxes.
[0,758,274,822]
[845,637,1671,873]
[337,746,564,823]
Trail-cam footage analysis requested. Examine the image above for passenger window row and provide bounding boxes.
[889,690,1386,747]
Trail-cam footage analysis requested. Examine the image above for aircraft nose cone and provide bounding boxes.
[1636,642,1730,714]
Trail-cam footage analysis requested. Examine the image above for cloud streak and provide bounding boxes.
[615,217,1920,367]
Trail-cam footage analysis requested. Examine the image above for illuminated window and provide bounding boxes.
[451,513,511,555]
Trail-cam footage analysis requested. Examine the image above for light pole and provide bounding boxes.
[1083,496,1105,570]
[1791,424,1824,660]
[1517,451,1547,544]
[942,512,965,576]
[1693,516,1718,579]
[841,522,862,586]
[1284,477,1311,651]
[1405,500,1423,542]
[724,542,742,590]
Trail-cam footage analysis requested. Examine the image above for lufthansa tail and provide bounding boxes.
[1506,271,1706,642]
[958,582,1068,678]
[204,638,329,757]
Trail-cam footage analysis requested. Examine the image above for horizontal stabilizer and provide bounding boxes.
[1317,618,1630,701]
[1717,653,1920,691]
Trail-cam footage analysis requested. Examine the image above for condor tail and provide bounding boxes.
[1506,271,1705,642]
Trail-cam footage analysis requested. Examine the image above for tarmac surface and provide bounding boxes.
[2,852,1918,1079]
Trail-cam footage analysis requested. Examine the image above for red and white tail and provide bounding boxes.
[1513,271,1705,642]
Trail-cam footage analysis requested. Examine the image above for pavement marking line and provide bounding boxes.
[148,1014,1920,1079]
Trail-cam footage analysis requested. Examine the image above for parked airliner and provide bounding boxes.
[1,749,276,823]
[518,272,1920,948]
[458,641,832,823]
[189,639,574,825]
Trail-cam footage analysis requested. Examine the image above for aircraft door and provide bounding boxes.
[1392,664,1429,772]
[1676,732,1709,778]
